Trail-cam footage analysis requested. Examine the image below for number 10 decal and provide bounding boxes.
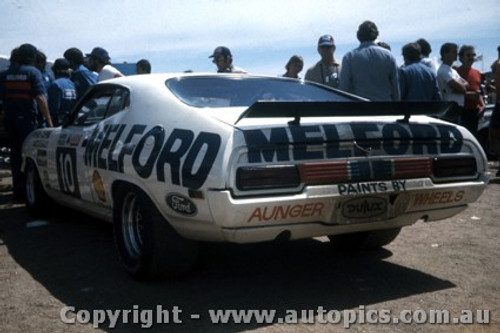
[56,147,81,198]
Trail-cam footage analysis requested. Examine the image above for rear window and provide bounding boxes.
[165,76,360,108]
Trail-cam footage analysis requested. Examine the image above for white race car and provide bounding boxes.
[22,73,489,280]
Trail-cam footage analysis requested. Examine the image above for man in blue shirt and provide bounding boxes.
[48,58,77,126]
[339,21,400,101]
[35,50,54,93]
[399,43,442,101]
[34,50,53,128]
[0,43,53,200]
[63,47,97,100]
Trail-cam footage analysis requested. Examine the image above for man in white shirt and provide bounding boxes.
[437,42,469,123]
[86,47,124,82]
[437,43,469,105]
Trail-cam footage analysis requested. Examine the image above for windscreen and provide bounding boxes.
[165,76,360,108]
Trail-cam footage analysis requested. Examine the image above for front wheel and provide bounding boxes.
[328,227,402,251]
[113,185,199,280]
[25,159,54,216]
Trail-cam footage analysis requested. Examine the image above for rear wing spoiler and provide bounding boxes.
[235,101,457,125]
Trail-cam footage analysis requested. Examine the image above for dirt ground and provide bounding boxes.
[0,162,499,333]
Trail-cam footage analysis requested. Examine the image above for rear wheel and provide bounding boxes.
[25,159,54,216]
[113,185,198,280]
[328,227,402,251]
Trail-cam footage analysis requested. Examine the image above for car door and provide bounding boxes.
[46,84,130,209]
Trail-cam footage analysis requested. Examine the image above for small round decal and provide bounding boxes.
[166,193,197,216]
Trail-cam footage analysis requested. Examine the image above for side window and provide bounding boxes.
[106,90,130,118]
[72,93,111,126]
[70,86,130,126]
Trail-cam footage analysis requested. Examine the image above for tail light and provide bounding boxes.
[433,156,477,178]
[236,165,300,191]
[298,162,348,185]
[235,156,477,192]
[394,157,433,178]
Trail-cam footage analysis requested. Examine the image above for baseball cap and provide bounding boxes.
[86,47,110,62]
[318,35,335,47]
[52,58,70,71]
[209,46,232,58]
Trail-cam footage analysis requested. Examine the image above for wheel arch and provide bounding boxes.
[111,180,167,224]
[111,180,157,207]
[22,156,36,174]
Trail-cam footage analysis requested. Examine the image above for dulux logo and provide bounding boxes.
[342,197,387,219]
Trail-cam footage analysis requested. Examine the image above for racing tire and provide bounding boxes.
[113,185,199,280]
[25,159,55,216]
[328,227,402,251]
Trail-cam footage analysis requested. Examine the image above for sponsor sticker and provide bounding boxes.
[166,193,197,216]
[69,134,82,146]
[341,196,388,219]
[247,202,325,223]
[92,170,106,202]
[411,190,465,208]
[337,180,406,196]
[83,124,221,190]
[36,149,47,167]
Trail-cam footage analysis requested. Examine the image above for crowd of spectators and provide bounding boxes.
[1,20,500,200]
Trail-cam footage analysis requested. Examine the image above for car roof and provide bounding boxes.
[95,72,304,86]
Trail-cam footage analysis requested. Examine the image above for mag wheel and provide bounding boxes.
[113,185,198,280]
[25,159,54,215]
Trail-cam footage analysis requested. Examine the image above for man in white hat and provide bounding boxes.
[305,35,341,88]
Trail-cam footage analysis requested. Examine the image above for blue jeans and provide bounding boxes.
[4,113,37,197]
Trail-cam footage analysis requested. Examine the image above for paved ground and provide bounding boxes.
[0,162,499,333]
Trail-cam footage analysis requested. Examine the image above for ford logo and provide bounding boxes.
[166,193,197,216]
[342,197,387,219]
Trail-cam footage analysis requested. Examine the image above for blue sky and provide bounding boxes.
[1,0,499,74]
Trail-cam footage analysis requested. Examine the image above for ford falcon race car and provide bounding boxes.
[22,73,489,280]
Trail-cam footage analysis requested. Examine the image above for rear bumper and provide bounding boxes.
[218,205,468,243]
[199,177,488,243]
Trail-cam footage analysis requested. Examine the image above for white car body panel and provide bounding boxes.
[22,73,489,244]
